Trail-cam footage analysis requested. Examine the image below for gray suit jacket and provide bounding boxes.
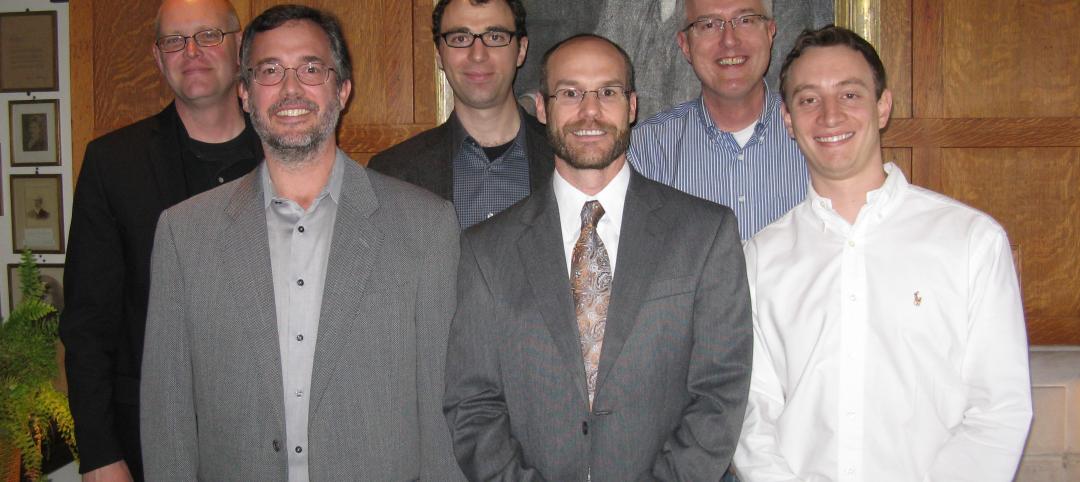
[444,170,752,481]
[141,153,465,481]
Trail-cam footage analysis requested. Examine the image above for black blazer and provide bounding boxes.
[367,108,554,201]
[59,103,260,477]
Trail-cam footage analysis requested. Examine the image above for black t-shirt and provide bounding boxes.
[179,119,262,196]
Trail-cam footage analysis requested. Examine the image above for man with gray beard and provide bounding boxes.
[140,5,464,480]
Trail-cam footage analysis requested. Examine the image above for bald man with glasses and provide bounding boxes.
[60,0,261,480]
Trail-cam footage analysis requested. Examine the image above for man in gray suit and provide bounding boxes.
[444,34,752,481]
[140,5,463,481]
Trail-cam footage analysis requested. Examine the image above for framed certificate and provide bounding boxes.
[0,11,59,92]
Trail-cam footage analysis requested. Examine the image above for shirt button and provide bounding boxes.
[487,212,494,219]
[297,279,304,287]
[272,440,281,451]
[737,153,745,161]
[849,294,857,302]
[848,240,855,247]
[737,195,746,203]
[217,176,224,184]
[298,226,305,233]
[846,468,855,475]
[295,390,303,398]
[296,334,304,342]
[846,411,856,417]
[295,446,303,454]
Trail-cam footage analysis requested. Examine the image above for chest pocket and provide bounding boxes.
[642,275,696,302]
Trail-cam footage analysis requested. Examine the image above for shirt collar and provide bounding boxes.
[260,149,347,209]
[552,160,631,241]
[449,106,529,158]
[692,80,780,134]
[807,162,908,233]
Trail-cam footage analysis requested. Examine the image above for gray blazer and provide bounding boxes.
[444,170,752,481]
[140,153,465,481]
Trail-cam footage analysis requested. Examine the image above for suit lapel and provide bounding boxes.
[516,187,589,403]
[594,172,668,395]
[148,103,189,209]
[308,157,383,415]
[221,168,285,426]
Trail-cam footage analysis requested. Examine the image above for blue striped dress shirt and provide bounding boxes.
[628,84,809,240]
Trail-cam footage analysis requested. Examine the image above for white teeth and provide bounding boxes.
[276,109,310,117]
[718,57,746,65]
[573,129,605,136]
[814,132,854,143]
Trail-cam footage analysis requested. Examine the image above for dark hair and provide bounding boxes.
[240,4,352,88]
[779,25,886,102]
[432,0,527,45]
[538,34,635,96]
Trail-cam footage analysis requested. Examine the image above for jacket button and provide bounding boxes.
[582,421,589,435]
[272,440,281,452]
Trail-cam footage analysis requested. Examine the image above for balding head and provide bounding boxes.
[155,0,240,39]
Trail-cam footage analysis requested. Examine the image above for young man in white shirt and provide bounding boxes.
[733,26,1032,482]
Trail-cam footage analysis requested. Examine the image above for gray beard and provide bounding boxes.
[251,97,342,167]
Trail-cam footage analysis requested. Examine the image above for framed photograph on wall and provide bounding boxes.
[0,11,59,92]
[8,99,60,166]
[7,263,64,312]
[10,174,64,254]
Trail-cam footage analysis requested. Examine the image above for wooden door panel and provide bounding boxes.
[91,1,171,137]
[943,0,1080,118]
[940,147,1080,344]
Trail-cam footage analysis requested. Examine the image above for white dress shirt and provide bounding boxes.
[734,163,1032,482]
[553,161,631,277]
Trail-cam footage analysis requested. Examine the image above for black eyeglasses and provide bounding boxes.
[155,28,238,53]
[248,62,337,86]
[439,30,518,48]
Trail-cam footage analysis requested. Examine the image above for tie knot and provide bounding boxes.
[579,200,605,228]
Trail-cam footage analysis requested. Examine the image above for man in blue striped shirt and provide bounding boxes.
[628,0,808,240]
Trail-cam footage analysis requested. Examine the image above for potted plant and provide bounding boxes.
[0,251,77,481]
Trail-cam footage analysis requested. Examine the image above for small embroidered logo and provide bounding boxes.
[913,291,922,307]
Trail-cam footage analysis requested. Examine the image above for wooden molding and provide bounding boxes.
[834,0,881,48]
[883,118,1080,148]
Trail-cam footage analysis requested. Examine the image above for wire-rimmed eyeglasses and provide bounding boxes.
[248,62,338,86]
[439,30,518,48]
[155,28,239,53]
[546,86,633,106]
[682,14,770,36]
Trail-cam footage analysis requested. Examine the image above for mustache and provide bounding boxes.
[562,119,616,134]
[267,97,319,114]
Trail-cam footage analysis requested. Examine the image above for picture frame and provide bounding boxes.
[7,263,64,312]
[0,11,59,92]
[10,174,64,254]
[8,99,60,166]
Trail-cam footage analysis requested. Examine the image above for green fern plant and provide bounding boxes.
[0,250,77,481]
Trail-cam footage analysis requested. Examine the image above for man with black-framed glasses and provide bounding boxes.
[628,0,809,241]
[60,0,260,480]
[369,0,554,229]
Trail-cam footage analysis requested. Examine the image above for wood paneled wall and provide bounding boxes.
[69,1,1079,344]
[69,0,438,176]
[878,0,1080,344]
